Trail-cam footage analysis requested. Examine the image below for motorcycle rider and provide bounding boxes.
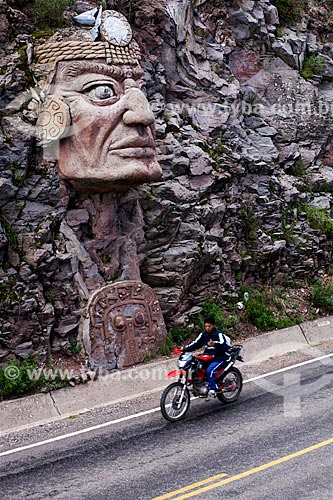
[183,316,231,400]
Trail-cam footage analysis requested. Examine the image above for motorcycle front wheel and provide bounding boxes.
[160,382,190,422]
[216,367,243,404]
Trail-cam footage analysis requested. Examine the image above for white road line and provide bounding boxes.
[0,407,161,458]
[1,352,332,459]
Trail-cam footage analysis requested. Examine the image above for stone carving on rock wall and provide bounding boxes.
[31,10,166,370]
[33,10,163,193]
[86,281,167,369]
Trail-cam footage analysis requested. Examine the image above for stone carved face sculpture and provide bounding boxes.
[34,10,162,193]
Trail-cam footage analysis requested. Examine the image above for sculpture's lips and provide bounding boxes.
[109,136,155,151]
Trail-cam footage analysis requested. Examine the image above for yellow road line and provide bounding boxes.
[151,472,228,500]
[152,437,333,500]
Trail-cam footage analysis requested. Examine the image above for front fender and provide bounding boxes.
[166,369,183,378]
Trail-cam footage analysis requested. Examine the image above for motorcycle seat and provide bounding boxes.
[195,354,215,361]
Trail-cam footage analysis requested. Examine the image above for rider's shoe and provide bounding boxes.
[205,389,216,401]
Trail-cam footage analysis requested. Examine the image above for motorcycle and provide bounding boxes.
[160,344,244,422]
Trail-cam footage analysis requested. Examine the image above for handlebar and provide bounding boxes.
[173,347,183,355]
[230,344,244,362]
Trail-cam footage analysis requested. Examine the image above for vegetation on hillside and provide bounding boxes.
[159,279,333,356]
[0,357,70,401]
[272,0,306,24]
[301,55,326,79]
[33,0,76,28]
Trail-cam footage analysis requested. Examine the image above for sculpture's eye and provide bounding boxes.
[112,313,126,331]
[84,84,115,101]
[134,309,145,326]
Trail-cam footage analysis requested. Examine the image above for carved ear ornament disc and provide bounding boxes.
[35,96,71,145]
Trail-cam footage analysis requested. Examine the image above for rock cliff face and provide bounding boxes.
[1,0,333,364]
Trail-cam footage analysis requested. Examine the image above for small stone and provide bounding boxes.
[86,370,97,381]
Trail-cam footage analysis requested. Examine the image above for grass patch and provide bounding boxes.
[0,215,17,246]
[208,135,224,169]
[305,206,333,237]
[0,276,24,311]
[272,0,306,24]
[33,0,76,29]
[239,207,259,240]
[159,326,194,356]
[243,289,295,331]
[301,55,326,79]
[0,358,70,401]
[289,157,306,178]
[197,296,238,333]
[311,279,333,312]
[161,284,313,356]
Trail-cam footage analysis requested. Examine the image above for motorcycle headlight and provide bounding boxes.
[178,352,192,369]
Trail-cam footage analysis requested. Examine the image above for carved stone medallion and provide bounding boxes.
[100,10,133,47]
[87,281,167,369]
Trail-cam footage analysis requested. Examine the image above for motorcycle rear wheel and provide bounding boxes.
[160,382,190,422]
[216,367,243,404]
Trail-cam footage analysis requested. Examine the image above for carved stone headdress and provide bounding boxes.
[34,10,141,66]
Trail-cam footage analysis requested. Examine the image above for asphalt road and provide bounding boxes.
[0,357,332,500]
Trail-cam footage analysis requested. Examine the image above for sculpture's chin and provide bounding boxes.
[62,159,163,193]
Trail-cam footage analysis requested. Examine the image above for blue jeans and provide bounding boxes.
[206,360,226,390]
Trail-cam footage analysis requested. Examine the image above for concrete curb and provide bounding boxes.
[51,358,176,417]
[1,316,332,434]
[241,325,307,363]
[300,316,333,344]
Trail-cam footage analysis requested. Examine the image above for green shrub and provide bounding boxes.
[0,276,24,311]
[33,0,76,28]
[289,157,306,177]
[312,280,333,312]
[244,291,276,330]
[305,206,333,237]
[69,341,82,354]
[272,0,306,24]
[0,358,70,401]
[243,289,296,331]
[0,359,40,400]
[239,207,259,240]
[197,296,237,335]
[169,326,193,344]
[301,55,326,79]
[281,210,296,243]
[159,333,176,357]
[159,326,194,356]
[0,215,17,245]
[209,136,224,166]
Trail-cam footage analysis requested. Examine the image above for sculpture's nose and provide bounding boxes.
[123,80,155,127]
